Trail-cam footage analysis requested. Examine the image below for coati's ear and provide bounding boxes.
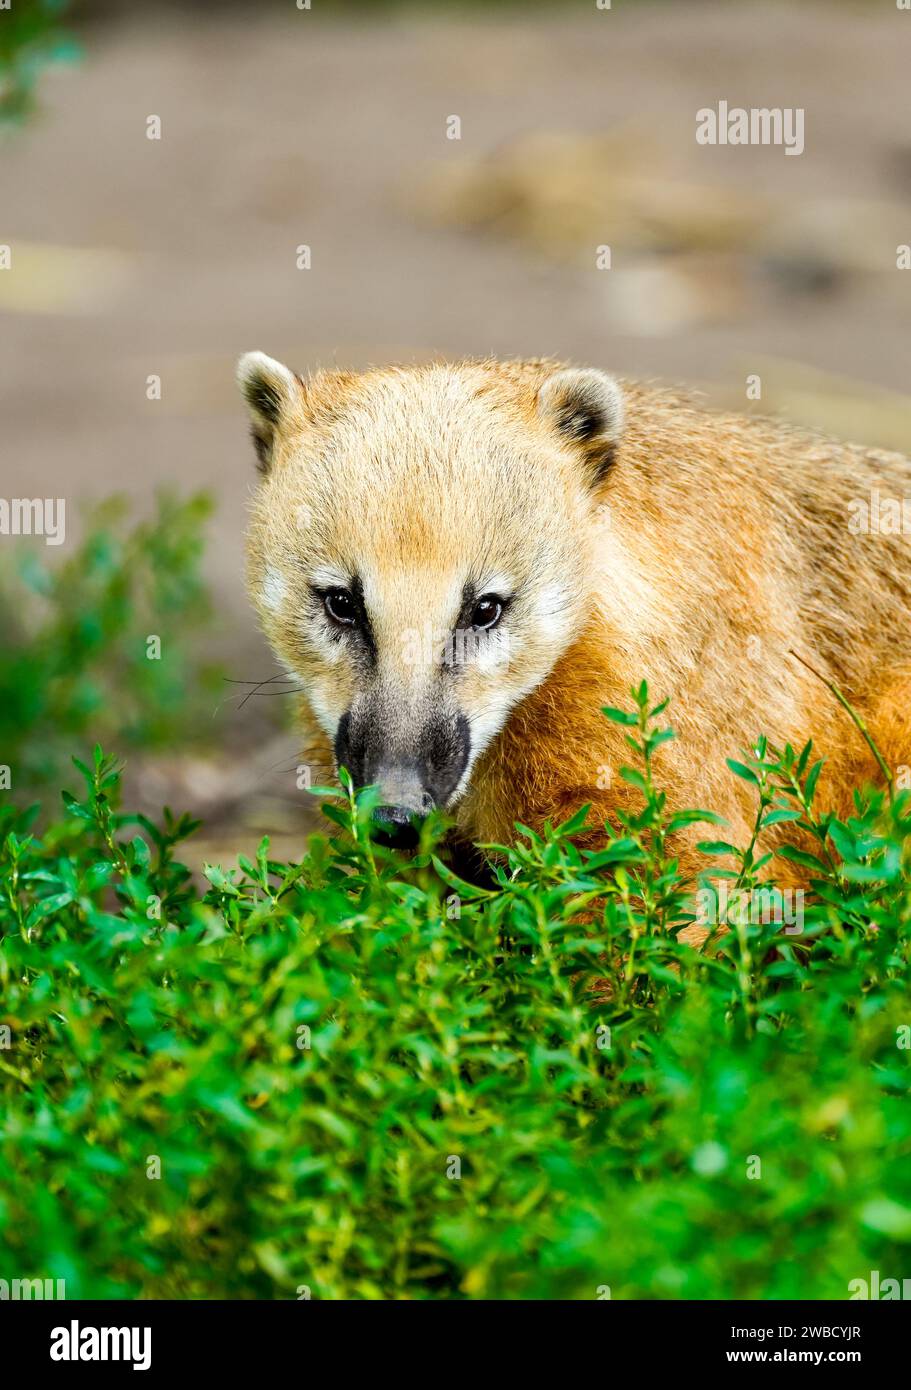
[537,367,624,488]
[236,351,303,473]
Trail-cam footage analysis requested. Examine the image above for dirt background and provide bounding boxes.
[3,0,910,859]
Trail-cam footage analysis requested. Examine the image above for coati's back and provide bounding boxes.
[603,380,911,705]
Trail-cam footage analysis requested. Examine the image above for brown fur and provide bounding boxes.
[238,354,911,891]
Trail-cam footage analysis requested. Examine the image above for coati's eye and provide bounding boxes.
[471,595,504,631]
[323,589,357,627]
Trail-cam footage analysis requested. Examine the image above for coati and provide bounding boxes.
[238,351,911,875]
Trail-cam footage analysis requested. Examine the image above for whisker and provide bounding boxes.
[220,672,304,710]
[222,674,300,687]
[238,685,303,710]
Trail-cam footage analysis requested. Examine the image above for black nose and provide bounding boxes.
[370,805,425,850]
[335,710,471,813]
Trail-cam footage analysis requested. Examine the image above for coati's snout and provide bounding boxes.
[334,706,471,845]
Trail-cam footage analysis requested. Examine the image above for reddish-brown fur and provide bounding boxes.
[238,355,911,906]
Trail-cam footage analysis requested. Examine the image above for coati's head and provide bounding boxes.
[238,354,623,845]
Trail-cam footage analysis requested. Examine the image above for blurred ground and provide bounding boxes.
[2,0,910,861]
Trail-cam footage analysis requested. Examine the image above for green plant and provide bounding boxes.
[0,492,222,796]
[0,689,908,1299]
[0,0,79,123]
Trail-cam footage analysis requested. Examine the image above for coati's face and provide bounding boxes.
[239,355,622,844]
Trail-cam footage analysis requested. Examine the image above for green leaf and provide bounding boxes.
[774,845,829,874]
[602,705,638,726]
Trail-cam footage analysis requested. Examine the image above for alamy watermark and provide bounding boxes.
[847,487,911,536]
[50,1321,152,1371]
[848,1270,911,1300]
[0,497,66,546]
[0,1275,66,1299]
[696,102,805,157]
[401,621,511,671]
[694,882,804,935]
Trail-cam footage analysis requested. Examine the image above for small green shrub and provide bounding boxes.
[0,687,908,1299]
[0,0,79,124]
[0,493,221,795]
